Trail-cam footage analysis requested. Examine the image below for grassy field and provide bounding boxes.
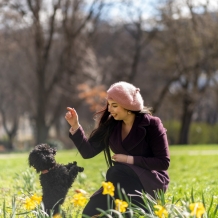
[0,145,218,217]
[167,145,218,201]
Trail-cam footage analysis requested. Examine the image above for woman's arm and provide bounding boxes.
[69,125,104,159]
[65,107,104,159]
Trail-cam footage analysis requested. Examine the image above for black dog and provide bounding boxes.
[28,144,84,216]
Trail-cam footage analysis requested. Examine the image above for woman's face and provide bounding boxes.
[107,99,128,120]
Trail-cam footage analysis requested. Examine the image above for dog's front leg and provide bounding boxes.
[64,161,77,170]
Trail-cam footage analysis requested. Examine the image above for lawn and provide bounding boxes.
[0,145,218,217]
[167,145,218,200]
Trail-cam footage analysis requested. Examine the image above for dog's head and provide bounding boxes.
[29,144,56,173]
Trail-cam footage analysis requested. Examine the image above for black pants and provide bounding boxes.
[82,163,144,217]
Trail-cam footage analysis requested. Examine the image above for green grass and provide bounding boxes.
[0,145,218,216]
[167,145,218,201]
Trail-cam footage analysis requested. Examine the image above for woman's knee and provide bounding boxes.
[106,165,122,181]
[82,193,108,216]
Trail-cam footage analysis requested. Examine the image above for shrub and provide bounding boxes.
[164,121,218,145]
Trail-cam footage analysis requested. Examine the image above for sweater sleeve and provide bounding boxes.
[69,126,104,159]
[133,117,170,171]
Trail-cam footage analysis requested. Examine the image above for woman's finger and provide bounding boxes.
[67,107,75,113]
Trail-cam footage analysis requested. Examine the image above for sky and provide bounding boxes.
[93,0,161,23]
[2,0,217,29]
[84,0,218,24]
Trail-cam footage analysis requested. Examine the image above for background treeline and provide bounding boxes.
[0,0,218,150]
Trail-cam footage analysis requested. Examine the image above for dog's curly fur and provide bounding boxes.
[29,144,84,216]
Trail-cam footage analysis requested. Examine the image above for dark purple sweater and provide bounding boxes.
[69,114,170,196]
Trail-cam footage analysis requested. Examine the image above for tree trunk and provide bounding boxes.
[35,64,49,144]
[178,95,194,144]
[0,107,18,150]
[7,133,15,150]
[36,119,49,144]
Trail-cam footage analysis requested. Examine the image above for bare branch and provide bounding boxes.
[42,0,61,66]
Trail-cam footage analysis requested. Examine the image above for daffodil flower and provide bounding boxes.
[154,205,168,218]
[189,202,205,218]
[23,197,36,210]
[23,194,42,210]
[71,193,87,207]
[114,199,128,213]
[102,181,115,197]
[30,193,42,205]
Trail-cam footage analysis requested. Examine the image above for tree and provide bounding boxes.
[153,0,218,144]
[0,30,26,149]
[3,0,105,144]
[77,83,107,112]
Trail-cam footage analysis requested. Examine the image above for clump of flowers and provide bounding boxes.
[2,177,217,218]
[23,193,42,210]
[102,181,128,214]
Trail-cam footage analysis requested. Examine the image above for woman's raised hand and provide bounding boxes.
[65,107,80,130]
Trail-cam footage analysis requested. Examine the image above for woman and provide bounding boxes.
[65,81,170,217]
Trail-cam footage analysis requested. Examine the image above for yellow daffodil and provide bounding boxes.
[23,194,42,210]
[115,199,128,213]
[71,193,87,207]
[189,202,206,218]
[102,181,115,197]
[23,197,36,210]
[154,205,168,218]
[30,193,42,205]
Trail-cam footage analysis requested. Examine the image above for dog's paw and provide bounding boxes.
[77,166,84,172]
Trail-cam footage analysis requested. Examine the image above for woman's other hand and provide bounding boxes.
[65,107,80,130]
[112,154,133,164]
